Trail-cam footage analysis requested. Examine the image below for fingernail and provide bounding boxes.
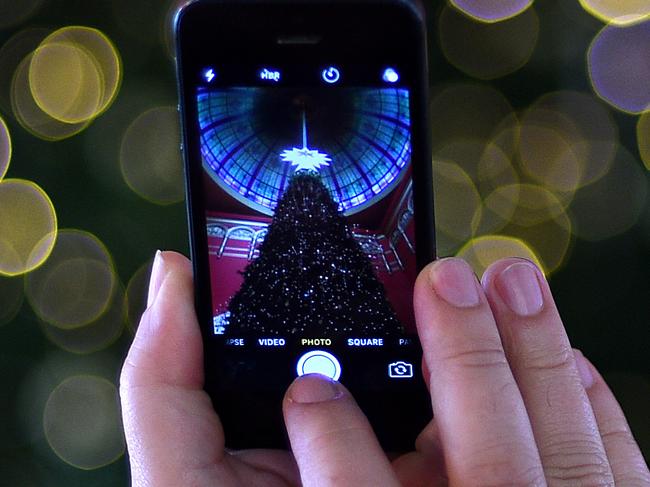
[495,262,544,317]
[574,350,595,389]
[147,250,166,308]
[429,258,481,308]
[289,374,343,404]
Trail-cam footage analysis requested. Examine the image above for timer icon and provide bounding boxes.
[322,66,341,84]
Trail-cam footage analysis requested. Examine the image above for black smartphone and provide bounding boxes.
[175,0,434,450]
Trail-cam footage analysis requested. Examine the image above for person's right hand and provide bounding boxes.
[120,252,650,486]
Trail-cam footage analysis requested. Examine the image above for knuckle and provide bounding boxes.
[542,435,613,486]
[522,345,574,375]
[440,341,509,371]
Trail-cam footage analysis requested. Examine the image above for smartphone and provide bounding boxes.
[175,0,434,450]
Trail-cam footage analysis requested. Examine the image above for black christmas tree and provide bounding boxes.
[225,171,404,337]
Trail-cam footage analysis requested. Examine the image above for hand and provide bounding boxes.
[120,252,650,486]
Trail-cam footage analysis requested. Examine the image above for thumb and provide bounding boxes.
[119,251,227,486]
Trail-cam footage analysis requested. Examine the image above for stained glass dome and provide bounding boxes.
[197,86,411,215]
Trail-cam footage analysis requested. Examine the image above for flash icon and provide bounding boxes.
[204,68,216,83]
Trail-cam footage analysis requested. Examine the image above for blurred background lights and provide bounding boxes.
[38,26,123,118]
[43,375,125,470]
[450,0,533,23]
[569,148,648,241]
[578,0,650,26]
[12,53,92,141]
[0,28,51,117]
[533,91,618,187]
[439,5,539,81]
[0,179,57,276]
[28,42,102,124]
[120,106,185,205]
[588,21,650,114]
[25,230,117,330]
[0,115,10,180]
[637,111,650,171]
[0,275,23,326]
[41,285,126,354]
[456,235,544,277]
[518,108,584,193]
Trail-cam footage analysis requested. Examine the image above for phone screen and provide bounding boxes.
[193,64,422,388]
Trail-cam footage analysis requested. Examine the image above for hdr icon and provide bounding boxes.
[260,68,281,82]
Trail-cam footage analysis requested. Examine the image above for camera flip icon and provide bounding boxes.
[388,361,414,379]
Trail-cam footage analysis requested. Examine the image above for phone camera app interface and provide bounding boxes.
[196,75,418,372]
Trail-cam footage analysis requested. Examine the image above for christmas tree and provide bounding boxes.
[226,171,404,337]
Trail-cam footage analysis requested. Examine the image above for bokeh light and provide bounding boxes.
[0,116,10,180]
[120,106,185,205]
[436,139,519,199]
[456,235,544,277]
[450,0,533,23]
[0,28,51,118]
[0,275,23,326]
[29,42,102,124]
[125,258,154,333]
[439,5,539,80]
[0,0,44,30]
[569,148,648,241]
[0,179,57,277]
[37,26,123,119]
[430,83,516,152]
[41,285,126,354]
[578,0,650,26]
[475,184,573,274]
[43,375,125,470]
[433,160,482,244]
[637,111,650,171]
[588,21,650,114]
[518,107,584,193]
[533,91,618,187]
[25,229,117,329]
[12,53,91,141]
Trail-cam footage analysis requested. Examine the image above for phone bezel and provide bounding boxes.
[175,0,435,450]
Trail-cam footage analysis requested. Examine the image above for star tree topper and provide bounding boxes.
[281,108,332,172]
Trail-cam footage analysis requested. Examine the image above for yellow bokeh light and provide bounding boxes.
[430,83,515,152]
[0,275,23,326]
[433,160,482,243]
[569,147,648,241]
[0,179,57,277]
[637,111,650,171]
[25,229,117,330]
[43,375,125,470]
[483,184,566,227]
[120,106,185,205]
[41,285,126,354]
[29,42,102,124]
[491,208,573,275]
[519,108,584,193]
[456,235,544,278]
[12,54,91,141]
[439,5,539,81]
[578,0,650,26]
[40,26,122,119]
[534,91,618,187]
[125,259,154,333]
[0,116,10,181]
